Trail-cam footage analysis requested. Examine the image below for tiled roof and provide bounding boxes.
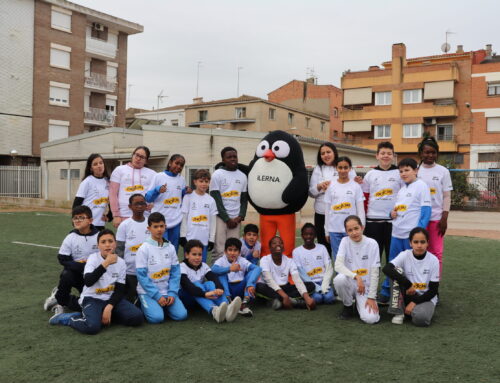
[186,95,262,108]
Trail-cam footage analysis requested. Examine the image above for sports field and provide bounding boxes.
[0,211,498,383]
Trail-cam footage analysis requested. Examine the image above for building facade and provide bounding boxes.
[184,95,330,141]
[0,0,143,165]
[268,78,343,140]
[341,43,497,168]
[134,104,188,127]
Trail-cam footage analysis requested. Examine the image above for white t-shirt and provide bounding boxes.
[59,230,99,263]
[148,171,186,227]
[240,238,261,261]
[180,262,212,284]
[309,165,357,214]
[79,252,126,304]
[391,249,440,304]
[362,167,403,220]
[75,176,109,227]
[181,192,218,245]
[209,169,247,219]
[392,179,432,239]
[110,164,156,218]
[418,164,453,221]
[260,255,298,286]
[337,236,380,291]
[116,218,149,275]
[292,244,331,283]
[213,255,253,283]
[324,179,364,233]
[135,239,179,296]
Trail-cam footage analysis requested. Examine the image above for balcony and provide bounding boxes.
[84,72,116,93]
[84,107,115,127]
[86,37,117,59]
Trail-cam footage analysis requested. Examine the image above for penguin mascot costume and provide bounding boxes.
[248,130,308,257]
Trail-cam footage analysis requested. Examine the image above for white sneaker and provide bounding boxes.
[239,305,253,317]
[225,296,242,322]
[52,304,65,316]
[212,302,228,323]
[392,314,404,325]
[43,287,58,311]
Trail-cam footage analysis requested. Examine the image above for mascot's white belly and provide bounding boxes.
[248,158,293,209]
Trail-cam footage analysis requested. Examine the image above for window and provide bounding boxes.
[60,169,80,180]
[333,130,338,138]
[374,124,391,139]
[198,110,208,121]
[487,117,500,132]
[305,117,311,129]
[478,153,499,162]
[105,98,116,115]
[187,167,211,189]
[235,107,246,118]
[51,8,71,32]
[269,108,276,120]
[91,24,108,40]
[49,82,70,107]
[375,91,392,106]
[436,124,454,141]
[333,107,339,118]
[306,167,314,183]
[106,64,117,82]
[288,113,294,125]
[171,119,179,127]
[320,121,325,132]
[403,89,422,104]
[403,124,422,138]
[441,153,464,165]
[48,120,69,141]
[50,44,71,69]
[487,83,500,96]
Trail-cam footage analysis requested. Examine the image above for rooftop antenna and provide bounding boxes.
[441,29,456,53]
[195,61,202,98]
[156,89,168,121]
[237,66,243,97]
[306,66,317,83]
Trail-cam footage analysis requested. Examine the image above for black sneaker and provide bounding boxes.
[339,305,354,320]
[377,295,390,306]
[290,298,307,309]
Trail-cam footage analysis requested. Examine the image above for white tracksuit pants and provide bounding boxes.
[334,274,380,324]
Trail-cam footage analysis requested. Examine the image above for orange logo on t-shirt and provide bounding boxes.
[152,268,170,279]
[394,204,407,212]
[221,190,240,198]
[307,267,323,277]
[129,244,143,253]
[95,285,115,294]
[125,185,144,192]
[93,197,109,205]
[412,282,427,290]
[163,197,180,205]
[355,268,368,276]
[191,215,208,223]
[332,202,352,211]
[375,188,393,198]
[430,188,437,195]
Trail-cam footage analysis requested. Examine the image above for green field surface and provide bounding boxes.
[0,211,498,383]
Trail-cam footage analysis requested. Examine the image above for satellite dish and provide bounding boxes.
[441,43,451,53]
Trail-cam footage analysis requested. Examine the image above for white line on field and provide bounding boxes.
[0,212,14,215]
[12,241,59,249]
[35,213,60,217]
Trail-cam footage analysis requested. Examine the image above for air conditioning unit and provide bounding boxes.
[424,118,437,126]
[92,22,104,32]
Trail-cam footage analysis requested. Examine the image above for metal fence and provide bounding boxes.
[0,166,41,198]
[449,169,500,210]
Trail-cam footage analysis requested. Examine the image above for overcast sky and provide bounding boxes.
[75,0,500,110]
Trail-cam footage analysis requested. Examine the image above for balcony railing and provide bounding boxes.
[84,107,115,126]
[84,72,116,92]
[86,37,117,58]
[436,134,456,142]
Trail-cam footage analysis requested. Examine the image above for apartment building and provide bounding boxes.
[340,43,496,167]
[0,0,143,165]
[268,78,343,140]
[185,95,330,141]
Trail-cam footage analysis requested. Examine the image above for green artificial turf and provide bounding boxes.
[0,211,498,383]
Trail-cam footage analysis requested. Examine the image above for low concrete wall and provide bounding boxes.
[0,197,72,209]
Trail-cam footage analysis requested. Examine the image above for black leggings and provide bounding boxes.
[314,213,332,255]
[256,282,316,300]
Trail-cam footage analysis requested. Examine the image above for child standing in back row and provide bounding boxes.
[240,224,261,265]
[378,158,432,304]
[146,154,190,252]
[417,137,453,277]
[180,169,218,263]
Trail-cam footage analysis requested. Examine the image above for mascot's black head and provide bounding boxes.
[247,130,308,215]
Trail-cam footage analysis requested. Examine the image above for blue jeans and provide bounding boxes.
[69,297,143,335]
[139,294,188,324]
[179,281,228,314]
[329,232,347,260]
[311,282,335,304]
[164,222,181,253]
[218,267,261,300]
[380,236,411,298]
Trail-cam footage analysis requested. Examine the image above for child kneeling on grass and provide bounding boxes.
[382,227,439,327]
[334,215,380,324]
[49,229,144,334]
[256,236,316,310]
[179,239,242,323]
[212,237,262,317]
[136,212,187,324]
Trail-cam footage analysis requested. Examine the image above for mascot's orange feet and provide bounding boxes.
[259,214,296,257]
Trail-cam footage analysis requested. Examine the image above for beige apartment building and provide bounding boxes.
[0,0,143,165]
[185,95,330,141]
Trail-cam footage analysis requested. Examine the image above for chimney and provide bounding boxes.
[192,97,203,104]
[369,65,380,71]
[306,77,316,84]
[486,44,492,58]
[456,45,464,54]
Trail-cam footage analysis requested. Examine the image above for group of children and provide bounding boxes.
[44,136,452,334]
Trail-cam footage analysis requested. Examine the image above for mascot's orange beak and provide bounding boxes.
[263,149,275,162]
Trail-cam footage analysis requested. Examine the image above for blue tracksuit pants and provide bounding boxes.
[164,223,181,253]
[139,294,188,324]
[218,267,261,300]
[179,281,228,314]
[311,282,335,304]
[380,236,411,298]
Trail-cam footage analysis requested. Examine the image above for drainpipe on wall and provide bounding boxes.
[66,161,71,201]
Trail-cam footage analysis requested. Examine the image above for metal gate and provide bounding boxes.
[0,166,41,198]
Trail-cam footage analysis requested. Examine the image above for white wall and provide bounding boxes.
[135,109,185,127]
[0,0,34,156]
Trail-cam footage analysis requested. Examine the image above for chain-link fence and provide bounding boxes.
[450,169,500,210]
